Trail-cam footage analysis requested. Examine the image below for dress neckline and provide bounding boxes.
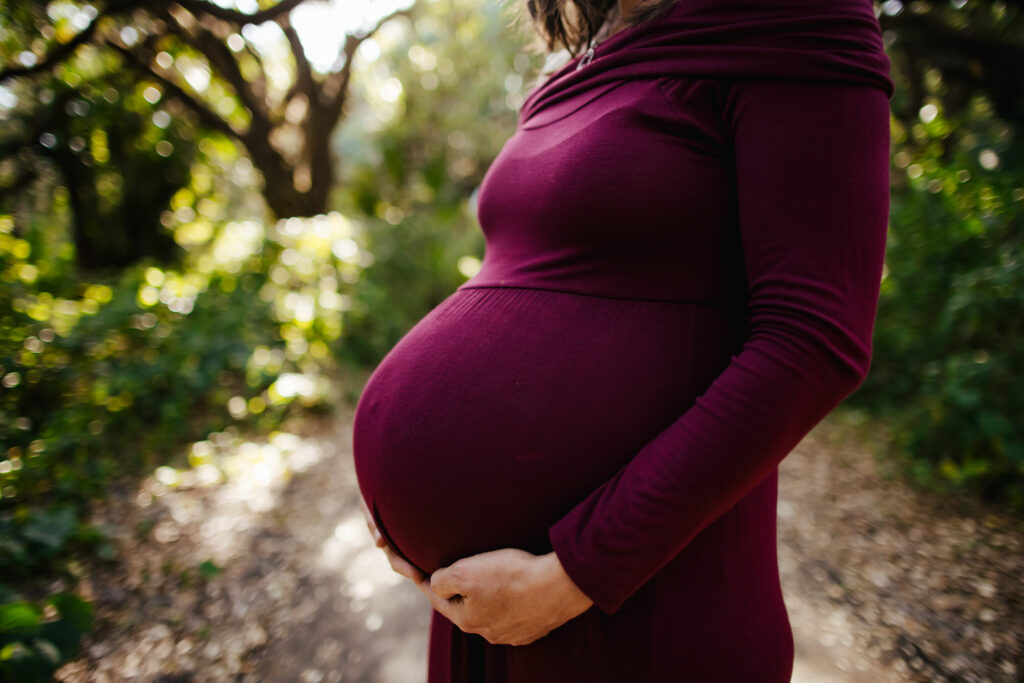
[519,0,896,125]
[520,8,664,122]
[573,9,639,71]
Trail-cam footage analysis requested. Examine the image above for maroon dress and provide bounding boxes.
[352,0,894,680]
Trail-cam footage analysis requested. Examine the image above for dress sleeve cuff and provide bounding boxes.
[549,510,627,615]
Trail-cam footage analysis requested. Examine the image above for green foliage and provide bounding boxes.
[0,593,93,682]
[2,60,199,271]
[0,206,369,511]
[1,506,66,583]
[854,90,1024,507]
[197,559,222,578]
[0,201,370,666]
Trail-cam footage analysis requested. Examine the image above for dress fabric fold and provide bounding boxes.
[520,0,894,127]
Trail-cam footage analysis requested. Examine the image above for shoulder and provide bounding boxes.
[656,77,728,116]
[526,49,572,92]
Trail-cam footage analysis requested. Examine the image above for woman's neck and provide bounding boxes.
[598,1,636,42]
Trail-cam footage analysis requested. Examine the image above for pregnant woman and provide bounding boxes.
[353,0,894,680]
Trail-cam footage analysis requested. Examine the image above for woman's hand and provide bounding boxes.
[415,548,594,646]
[359,497,425,583]
[359,500,592,645]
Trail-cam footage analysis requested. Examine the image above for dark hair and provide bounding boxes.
[518,0,679,57]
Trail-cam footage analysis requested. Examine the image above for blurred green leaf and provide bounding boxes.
[198,560,222,578]
[19,507,76,553]
[0,602,40,638]
[40,594,93,655]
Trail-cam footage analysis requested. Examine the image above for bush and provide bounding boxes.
[853,93,1024,508]
[0,593,93,680]
[0,211,371,676]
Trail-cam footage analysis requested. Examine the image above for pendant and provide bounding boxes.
[576,39,598,71]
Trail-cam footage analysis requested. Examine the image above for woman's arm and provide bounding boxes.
[547,77,892,614]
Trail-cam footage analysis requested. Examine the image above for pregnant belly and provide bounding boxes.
[352,286,735,575]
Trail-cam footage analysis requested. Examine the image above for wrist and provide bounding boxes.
[540,551,594,617]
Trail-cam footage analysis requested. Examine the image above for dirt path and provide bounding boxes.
[56,408,1022,682]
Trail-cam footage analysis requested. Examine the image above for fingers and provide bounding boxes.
[423,585,450,618]
[424,564,473,636]
[359,497,425,582]
[430,563,468,600]
[359,496,372,527]
[359,497,386,548]
[384,546,425,582]
[508,628,549,647]
[419,578,466,626]
[414,574,434,601]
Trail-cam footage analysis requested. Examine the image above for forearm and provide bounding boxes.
[549,332,866,614]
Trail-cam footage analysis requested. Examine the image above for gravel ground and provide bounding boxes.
[55,407,1023,682]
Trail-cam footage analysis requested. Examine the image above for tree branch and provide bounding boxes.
[104,39,242,141]
[279,16,316,100]
[324,5,415,115]
[173,0,309,25]
[879,11,1024,67]
[0,0,142,84]
[879,10,1024,124]
[159,8,270,124]
[241,41,271,111]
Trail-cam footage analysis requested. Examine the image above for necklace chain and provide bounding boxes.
[577,40,598,70]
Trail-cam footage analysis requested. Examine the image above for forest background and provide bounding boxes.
[0,0,1021,678]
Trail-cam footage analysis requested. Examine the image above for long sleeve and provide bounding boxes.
[547,77,892,615]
